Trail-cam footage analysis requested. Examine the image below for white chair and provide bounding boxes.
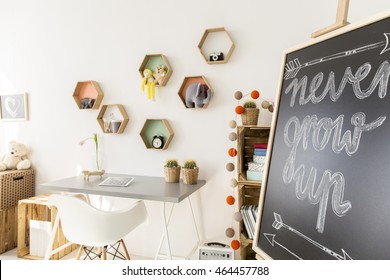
[44,194,148,260]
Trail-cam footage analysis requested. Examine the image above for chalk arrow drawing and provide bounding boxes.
[264,233,303,260]
[284,33,390,80]
[272,212,352,260]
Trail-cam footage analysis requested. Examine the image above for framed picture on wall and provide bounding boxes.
[0,93,29,121]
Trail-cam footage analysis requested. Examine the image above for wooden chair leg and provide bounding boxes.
[101,246,107,260]
[76,245,84,260]
[120,239,131,260]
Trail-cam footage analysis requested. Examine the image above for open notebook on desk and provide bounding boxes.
[98,177,135,187]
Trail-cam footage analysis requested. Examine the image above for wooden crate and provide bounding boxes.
[237,183,261,260]
[17,195,77,260]
[0,169,34,210]
[236,126,270,182]
[0,205,18,254]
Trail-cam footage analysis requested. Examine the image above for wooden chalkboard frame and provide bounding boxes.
[253,10,390,260]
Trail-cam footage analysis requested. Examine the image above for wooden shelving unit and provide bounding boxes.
[237,126,270,183]
[138,54,173,86]
[177,76,214,109]
[236,126,270,259]
[198,27,235,64]
[97,104,129,134]
[72,80,104,110]
[139,119,174,150]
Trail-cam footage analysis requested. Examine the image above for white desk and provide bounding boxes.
[39,173,206,260]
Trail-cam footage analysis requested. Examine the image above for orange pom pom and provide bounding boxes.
[231,240,241,250]
[228,148,237,157]
[235,105,245,114]
[226,195,235,205]
[251,90,260,99]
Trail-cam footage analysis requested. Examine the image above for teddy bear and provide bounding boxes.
[0,141,31,171]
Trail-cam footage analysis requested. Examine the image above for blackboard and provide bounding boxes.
[253,11,390,260]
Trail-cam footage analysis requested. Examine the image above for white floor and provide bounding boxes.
[0,246,150,260]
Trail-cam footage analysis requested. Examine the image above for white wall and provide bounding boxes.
[0,0,388,259]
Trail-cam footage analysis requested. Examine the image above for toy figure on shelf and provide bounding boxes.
[153,65,167,86]
[141,68,156,101]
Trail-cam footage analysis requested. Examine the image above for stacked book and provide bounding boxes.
[240,204,259,239]
[246,143,267,181]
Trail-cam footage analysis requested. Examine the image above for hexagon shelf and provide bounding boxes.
[198,27,235,64]
[97,104,129,134]
[73,80,104,110]
[139,119,174,150]
[178,76,214,109]
[138,54,173,86]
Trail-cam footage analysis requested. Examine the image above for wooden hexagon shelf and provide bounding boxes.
[73,80,104,110]
[198,27,235,64]
[97,104,129,134]
[139,119,174,150]
[138,54,173,86]
[178,76,214,109]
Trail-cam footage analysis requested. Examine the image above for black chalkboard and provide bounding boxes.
[253,12,390,260]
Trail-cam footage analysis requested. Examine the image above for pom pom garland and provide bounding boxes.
[231,239,241,250]
[228,120,237,128]
[228,148,237,157]
[233,212,243,222]
[235,105,245,115]
[226,195,235,205]
[225,227,235,238]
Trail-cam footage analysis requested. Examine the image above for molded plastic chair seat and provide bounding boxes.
[45,194,147,260]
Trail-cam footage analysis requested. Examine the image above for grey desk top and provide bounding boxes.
[39,174,206,203]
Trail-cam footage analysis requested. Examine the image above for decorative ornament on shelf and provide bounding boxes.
[79,133,105,181]
[152,135,164,149]
[164,158,181,183]
[141,68,156,101]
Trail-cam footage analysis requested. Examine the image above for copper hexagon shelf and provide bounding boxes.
[178,76,214,109]
[72,81,104,110]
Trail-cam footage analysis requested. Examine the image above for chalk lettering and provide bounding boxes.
[283,112,386,232]
[285,61,390,107]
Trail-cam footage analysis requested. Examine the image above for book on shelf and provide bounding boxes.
[240,205,259,240]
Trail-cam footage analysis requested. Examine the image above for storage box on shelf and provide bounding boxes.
[236,126,270,259]
[0,169,35,254]
[17,194,77,260]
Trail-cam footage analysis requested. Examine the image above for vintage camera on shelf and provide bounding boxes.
[80,98,96,109]
[209,52,224,62]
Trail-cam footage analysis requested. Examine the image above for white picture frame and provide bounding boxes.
[0,93,29,121]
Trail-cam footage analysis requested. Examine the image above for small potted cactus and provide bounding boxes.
[242,101,259,126]
[164,159,181,183]
[182,159,199,185]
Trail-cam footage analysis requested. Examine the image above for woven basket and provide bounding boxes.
[164,166,181,183]
[0,169,35,210]
[242,108,259,125]
[182,167,199,185]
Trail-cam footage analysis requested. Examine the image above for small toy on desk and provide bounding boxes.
[141,68,156,101]
[0,141,31,171]
[153,65,167,86]
[81,170,105,182]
